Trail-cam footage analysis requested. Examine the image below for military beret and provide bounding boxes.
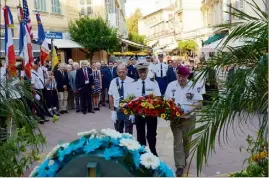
[176,65,190,76]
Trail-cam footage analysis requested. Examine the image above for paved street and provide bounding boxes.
[33,107,259,177]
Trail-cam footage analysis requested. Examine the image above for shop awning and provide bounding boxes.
[46,39,82,49]
[120,38,148,49]
[203,33,226,46]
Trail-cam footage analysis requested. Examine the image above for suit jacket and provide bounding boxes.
[100,66,112,88]
[68,70,77,91]
[75,67,94,90]
[167,66,177,84]
[54,70,69,92]
[111,67,118,79]
[127,65,139,80]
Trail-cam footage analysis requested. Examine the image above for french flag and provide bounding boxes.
[3,5,16,77]
[35,12,50,65]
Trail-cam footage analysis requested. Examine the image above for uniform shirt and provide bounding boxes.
[194,71,206,95]
[165,80,203,113]
[38,66,48,85]
[147,62,156,79]
[108,76,134,108]
[31,69,45,89]
[129,78,161,97]
[155,62,168,78]
[0,66,6,80]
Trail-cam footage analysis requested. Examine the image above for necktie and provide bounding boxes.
[161,63,163,77]
[120,81,124,100]
[142,80,145,96]
[174,67,176,73]
[84,69,88,81]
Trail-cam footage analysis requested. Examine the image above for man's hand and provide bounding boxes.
[63,85,67,91]
[92,85,95,89]
[129,115,135,123]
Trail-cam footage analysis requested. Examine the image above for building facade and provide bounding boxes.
[79,0,128,38]
[138,5,177,54]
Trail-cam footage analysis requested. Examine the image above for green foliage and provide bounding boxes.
[230,135,268,177]
[0,77,45,176]
[68,16,120,61]
[189,0,268,175]
[126,8,143,34]
[178,40,197,54]
[128,32,146,45]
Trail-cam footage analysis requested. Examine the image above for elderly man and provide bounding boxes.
[66,64,75,110]
[54,63,69,114]
[109,64,134,134]
[75,61,95,114]
[69,62,81,112]
[68,59,73,66]
[129,62,161,156]
[165,65,203,176]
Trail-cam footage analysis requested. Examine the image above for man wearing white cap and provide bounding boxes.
[129,62,161,156]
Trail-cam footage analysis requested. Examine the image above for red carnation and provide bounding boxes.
[138,109,143,115]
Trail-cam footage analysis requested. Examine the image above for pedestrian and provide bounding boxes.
[146,56,156,80]
[69,62,81,112]
[129,62,161,156]
[31,57,49,124]
[45,70,60,117]
[100,61,112,106]
[91,62,102,111]
[66,64,75,110]
[112,62,118,79]
[155,54,168,95]
[54,63,69,114]
[167,60,178,84]
[75,61,95,114]
[168,60,173,67]
[108,64,134,134]
[165,65,203,176]
[127,57,139,80]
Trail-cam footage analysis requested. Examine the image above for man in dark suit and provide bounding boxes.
[100,61,112,106]
[54,63,69,114]
[167,60,177,84]
[127,57,139,80]
[75,61,95,114]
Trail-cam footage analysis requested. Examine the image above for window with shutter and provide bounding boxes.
[51,0,61,14]
[35,0,46,12]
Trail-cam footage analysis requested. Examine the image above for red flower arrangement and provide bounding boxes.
[120,94,184,120]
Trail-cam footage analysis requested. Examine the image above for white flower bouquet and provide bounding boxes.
[30,129,174,177]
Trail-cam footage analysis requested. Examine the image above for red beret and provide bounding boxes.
[176,65,190,76]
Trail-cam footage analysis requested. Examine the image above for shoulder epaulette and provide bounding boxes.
[150,78,155,82]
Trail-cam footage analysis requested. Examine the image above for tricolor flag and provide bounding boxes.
[35,12,50,65]
[3,5,17,77]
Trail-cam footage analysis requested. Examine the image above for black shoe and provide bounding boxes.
[76,110,81,113]
[44,117,50,122]
[176,168,184,177]
[39,120,45,124]
[53,109,60,116]
[64,110,68,113]
[93,108,98,111]
[96,107,100,111]
[88,110,95,113]
[48,110,54,117]
[83,111,87,115]
[60,111,65,114]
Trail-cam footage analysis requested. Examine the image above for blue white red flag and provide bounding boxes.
[3,5,16,77]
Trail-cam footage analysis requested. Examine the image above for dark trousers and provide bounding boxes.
[80,84,93,112]
[34,89,45,120]
[156,76,167,95]
[42,89,48,114]
[135,116,158,156]
[46,89,58,109]
[101,88,109,104]
[114,111,133,134]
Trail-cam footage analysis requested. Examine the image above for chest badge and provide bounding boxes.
[186,93,194,100]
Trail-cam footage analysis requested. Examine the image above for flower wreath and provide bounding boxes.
[30,129,174,177]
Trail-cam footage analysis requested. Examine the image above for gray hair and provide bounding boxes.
[73,62,79,69]
[117,64,127,71]
[59,63,66,69]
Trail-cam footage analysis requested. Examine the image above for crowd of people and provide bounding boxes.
[0,53,217,176]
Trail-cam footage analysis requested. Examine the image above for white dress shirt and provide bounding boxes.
[147,62,156,79]
[31,69,45,90]
[108,76,134,108]
[129,78,161,97]
[165,80,203,113]
[155,62,168,77]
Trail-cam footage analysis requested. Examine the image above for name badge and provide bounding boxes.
[186,93,194,100]
[146,88,153,91]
